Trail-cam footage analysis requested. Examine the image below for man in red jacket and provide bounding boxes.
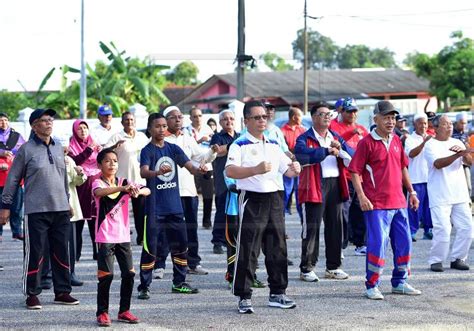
[295,101,353,282]
[330,98,369,255]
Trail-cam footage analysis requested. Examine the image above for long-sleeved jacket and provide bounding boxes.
[295,128,353,204]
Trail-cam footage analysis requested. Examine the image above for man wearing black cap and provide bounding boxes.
[349,100,421,300]
[0,112,26,241]
[0,109,79,310]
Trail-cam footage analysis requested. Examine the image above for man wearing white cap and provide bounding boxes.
[161,106,216,275]
[404,113,433,241]
[424,115,473,272]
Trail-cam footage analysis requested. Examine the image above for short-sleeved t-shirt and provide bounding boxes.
[93,177,134,244]
[348,131,409,209]
[210,130,240,196]
[140,142,190,216]
[424,137,470,207]
[225,132,291,193]
[404,132,429,184]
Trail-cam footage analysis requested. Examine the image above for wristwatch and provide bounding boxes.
[409,191,417,196]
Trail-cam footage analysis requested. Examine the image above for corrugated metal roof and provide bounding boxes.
[178,69,430,106]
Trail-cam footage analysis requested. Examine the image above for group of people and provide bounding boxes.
[0,97,472,325]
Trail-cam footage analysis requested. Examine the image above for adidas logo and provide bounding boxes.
[156,182,177,190]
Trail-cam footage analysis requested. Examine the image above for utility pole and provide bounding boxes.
[79,0,87,119]
[303,0,308,114]
[236,0,245,101]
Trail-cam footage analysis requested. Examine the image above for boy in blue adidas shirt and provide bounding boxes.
[137,113,207,299]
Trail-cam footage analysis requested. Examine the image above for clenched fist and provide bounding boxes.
[255,161,272,175]
[288,161,301,174]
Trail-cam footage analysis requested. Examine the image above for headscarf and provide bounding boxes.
[68,120,100,176]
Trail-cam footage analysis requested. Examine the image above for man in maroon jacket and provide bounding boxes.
[295,101,353,282]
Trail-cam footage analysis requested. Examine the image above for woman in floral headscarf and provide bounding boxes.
[68,120,102,260]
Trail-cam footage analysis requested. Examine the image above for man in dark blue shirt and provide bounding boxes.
[209,110,240,254]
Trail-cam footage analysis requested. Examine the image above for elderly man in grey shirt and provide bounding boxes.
[0,109,79,310]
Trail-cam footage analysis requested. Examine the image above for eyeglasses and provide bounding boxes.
[36,118,55,124]
[167,115,184,121]
[316,112,332,118]
[247,115,268,121]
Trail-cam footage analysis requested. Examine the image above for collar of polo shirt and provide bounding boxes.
[244,131,271,143]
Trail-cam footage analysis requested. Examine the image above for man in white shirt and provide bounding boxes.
[294,101,352,282]
[404,113,433,241]
[105,111,149,245]
[91,104,118,147]
[424,115,474,272]
[162,106,216,275]
[186,107,215,229]
[226,100,300,314]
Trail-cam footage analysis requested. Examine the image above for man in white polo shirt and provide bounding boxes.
[424,115,473,272]
[226,100,301,314]
[404,113,433,241]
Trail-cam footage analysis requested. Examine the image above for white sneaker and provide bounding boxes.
[299,270,319,282]
[325,268,349,279]
[355,246,367,256]
[366,287,384,300]
[153,268,165,279]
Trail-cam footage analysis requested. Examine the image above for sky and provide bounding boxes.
[0,0,473,92]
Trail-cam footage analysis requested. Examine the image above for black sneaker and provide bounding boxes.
[137,288,150,300]
[26,295,42,310]
[54,293,79,305]
[430,263,444,272]
[268,294,296,309]
[213,245,224,254]
[450,259,470,270]
[238,299,254,314]
[172,282,199,294]
[0,265,3,271]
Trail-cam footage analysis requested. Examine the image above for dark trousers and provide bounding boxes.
[75,217,97,260]
[283,175,302,218]
[212,192,227,247]
[233,191,288,300]
[195,171,214,227]
[131,195,146,244]
[0,186,24,237]
[407,183,432,235]
[139,214,188,289]
[69,222,77,276]
[225,214,238,280]
[182,197,201,268]
[96,242,135,316]
[348,181,366,247]
[24,211,71,296]
[300,177,343,272]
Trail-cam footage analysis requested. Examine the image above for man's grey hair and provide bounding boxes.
[219,109,234,121]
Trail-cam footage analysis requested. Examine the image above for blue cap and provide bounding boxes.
[98,104,113,116]
[342,97,358,112]
[334,98,345,109]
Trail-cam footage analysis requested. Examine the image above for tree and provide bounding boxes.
[260,52,294,72]
[0,90,32,119]
[292,29,339,69]
[165,61,200,86]
[405,31,474,101]
[337,45,397,69]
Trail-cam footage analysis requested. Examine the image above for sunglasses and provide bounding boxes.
[247,115,268,121]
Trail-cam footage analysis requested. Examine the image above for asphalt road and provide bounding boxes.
[0,206,473,330]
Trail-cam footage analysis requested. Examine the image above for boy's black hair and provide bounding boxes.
[147,112,165,129]
[97,148,117,165]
